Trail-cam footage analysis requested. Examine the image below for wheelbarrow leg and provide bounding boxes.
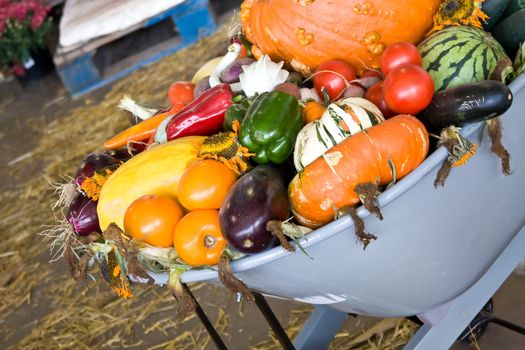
[404,225,525,350]
[460,306,525,340]
[182,283,228,350]
[293,305,348,350]
[252,291,296,350]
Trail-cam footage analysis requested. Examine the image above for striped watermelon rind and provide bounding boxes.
[418,26,514,92]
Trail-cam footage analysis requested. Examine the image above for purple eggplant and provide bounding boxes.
[75,153,119,186]
[219,165,290,254]
[67,193,101,236]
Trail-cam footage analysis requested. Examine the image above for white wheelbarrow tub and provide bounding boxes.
[152,74,525,318]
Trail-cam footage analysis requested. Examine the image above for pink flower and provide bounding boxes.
[30,13,44,29]
[9,3,29,22]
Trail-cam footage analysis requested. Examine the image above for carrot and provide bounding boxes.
[289,114,429,228]
[103,111,172,150]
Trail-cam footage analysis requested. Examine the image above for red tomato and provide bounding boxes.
[173,209,226,266]
[364,80,395,119]
[168,81,195,106]
[380,42,422,76]
[361,69,383,79]
[313,59,356,102]
[383,64,434,115]
[124,194,183,248]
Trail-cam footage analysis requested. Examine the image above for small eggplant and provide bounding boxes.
[219,165,290,254]
[67,193,101,236]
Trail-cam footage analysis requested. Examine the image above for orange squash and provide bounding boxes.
[302,101,326,123]
[241,0,441,75]
[289,115,429,228]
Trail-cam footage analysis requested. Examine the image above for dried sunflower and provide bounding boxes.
[430,0,489,34]
[197,120,254,174]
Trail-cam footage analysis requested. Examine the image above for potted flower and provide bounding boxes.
[0,0,53,80]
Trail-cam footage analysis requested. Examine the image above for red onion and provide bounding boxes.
[67,194,101,236]
[194,76,211,98]
[274,82,301,100]
[343,84,366,98]
[355,76,381,90]
[220,57,255,84]
[75,153,119,186]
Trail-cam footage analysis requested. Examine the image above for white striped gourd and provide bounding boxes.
[293,97,384,171]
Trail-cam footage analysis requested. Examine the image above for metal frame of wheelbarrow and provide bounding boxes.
[183,225,525,349]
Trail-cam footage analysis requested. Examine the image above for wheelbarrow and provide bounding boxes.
[149,73,525,349]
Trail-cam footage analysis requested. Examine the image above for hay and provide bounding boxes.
[250,310,417,350]
[0,14,417,350]
[0,23,230,349]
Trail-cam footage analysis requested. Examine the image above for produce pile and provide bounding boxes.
[45,0,525,321]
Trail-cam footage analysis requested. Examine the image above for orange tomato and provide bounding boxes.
[123,194,183,247]
[177,159,237,210]
[168,81,195,106]
[173,210,226,266]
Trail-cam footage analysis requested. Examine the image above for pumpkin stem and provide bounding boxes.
[435,160,453,188]
[339,206,377,249]
[266,220,296,252]
[486,118,511,176]
[354,183,383,220]
[218,250,254,302]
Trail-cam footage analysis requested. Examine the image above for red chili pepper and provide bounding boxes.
[166,84,234,141]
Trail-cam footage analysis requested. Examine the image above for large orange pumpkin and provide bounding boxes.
[241,0,441,75]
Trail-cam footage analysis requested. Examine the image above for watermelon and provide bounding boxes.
[418,26,514,91]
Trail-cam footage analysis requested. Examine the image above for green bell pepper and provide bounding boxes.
[223,97,254,131]
[239,90,303,164]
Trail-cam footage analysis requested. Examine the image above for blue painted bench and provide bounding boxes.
[53,0,217,98]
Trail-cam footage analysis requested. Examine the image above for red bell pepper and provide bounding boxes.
[166,83,234,141]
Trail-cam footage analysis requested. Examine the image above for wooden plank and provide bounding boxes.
[54,0,217,97]
[54,21,146,65]
[54,0,207,64]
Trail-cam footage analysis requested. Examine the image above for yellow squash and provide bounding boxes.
[97,136,205,231]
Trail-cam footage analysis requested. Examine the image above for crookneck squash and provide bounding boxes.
[240,0,442,75]
[97,136,204,231]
